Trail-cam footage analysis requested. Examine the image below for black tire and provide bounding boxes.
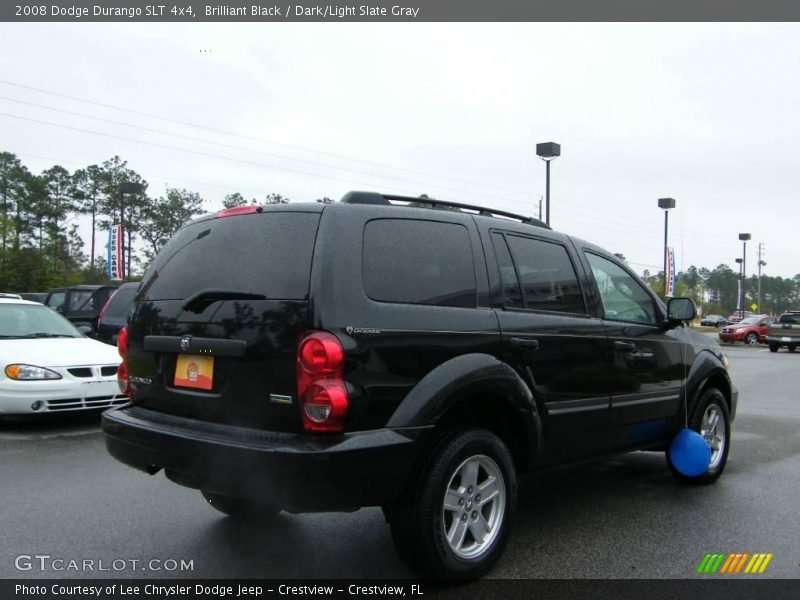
[789,345,797,353]
[201,490,281,519]
[386,428,517,579]
[769,343,779,353]
[745,332,759,346]
[667,388,731,484]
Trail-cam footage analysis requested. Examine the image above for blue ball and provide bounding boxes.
[670,428,712,477]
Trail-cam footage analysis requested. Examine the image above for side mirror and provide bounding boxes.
[667,297,696,325]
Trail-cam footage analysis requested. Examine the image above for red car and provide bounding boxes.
[719,315,775,345]
[726,310,753,324]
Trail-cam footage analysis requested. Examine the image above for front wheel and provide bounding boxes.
[745,332,759,345]
[387,428,517,579]
[667,388,731,484]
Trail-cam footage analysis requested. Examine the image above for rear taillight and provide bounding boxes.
[117,326,130,397]
[296,331,348,432]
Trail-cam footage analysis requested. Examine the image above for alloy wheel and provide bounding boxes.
[441,454,506,560]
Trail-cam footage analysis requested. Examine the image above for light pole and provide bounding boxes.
[658,198,676,297]
[536,142,560,226]
[735,258,743,317]
[738,233,751,319]
[119,181,143,281]
[757,242,766,314]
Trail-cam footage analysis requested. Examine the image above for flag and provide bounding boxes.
[665,247,676,296]
[107,224,124,281]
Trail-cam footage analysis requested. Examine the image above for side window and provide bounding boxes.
[585,253,657,324]
[503,234,586,314]
[47,292,65,310]
[67,290,94,312]
[363,219,477,308]
[490,233,523,309]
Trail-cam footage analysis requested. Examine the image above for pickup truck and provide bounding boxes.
[767,311,800,352]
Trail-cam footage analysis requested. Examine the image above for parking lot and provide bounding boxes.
[1,340,798,580]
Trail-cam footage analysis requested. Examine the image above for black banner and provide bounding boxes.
[4,580,800,600]
[4,0,800,22]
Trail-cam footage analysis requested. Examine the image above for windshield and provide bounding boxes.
[738,317,761,325]
[0,303,81,338]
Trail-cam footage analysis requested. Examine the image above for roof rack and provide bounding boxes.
[339,191,550,229]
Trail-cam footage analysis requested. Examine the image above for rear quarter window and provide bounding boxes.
[362,219,477,308]
[139,212,321,301]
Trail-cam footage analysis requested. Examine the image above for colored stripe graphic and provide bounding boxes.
[697,552,772,574]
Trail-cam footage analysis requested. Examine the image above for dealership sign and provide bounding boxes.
[107,224,123,281]
[665,246,676,297]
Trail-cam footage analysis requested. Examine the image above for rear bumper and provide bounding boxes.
[766,335,800,345]
[102,405,428,512]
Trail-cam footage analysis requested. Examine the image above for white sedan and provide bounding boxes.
[0,298,127,416]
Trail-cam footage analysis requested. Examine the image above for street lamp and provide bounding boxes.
[120,181,143,281]
[658,198,676,297]
[738,233,751,319]
[536,142,560,226]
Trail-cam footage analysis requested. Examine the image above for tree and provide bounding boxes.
[139,188,204,263]
[223,192,250,208]
[97,156,147,278]
[72,164,106,270]
[264,193,290,204]
[316,197,334,204]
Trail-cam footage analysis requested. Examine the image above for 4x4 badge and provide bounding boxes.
[180,336,191,352]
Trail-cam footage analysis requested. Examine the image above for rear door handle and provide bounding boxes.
[510,337,540,351]
[614,340,636,352]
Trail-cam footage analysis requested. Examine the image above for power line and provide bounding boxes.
[0,111,454,199]
[0,95,525,200]
[0,79,535,196]
[0,80,739,245]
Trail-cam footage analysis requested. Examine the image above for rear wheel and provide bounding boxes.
[789,345,797,353]
[769,343,779,353]
[201,490,281,519]
[386,428,517,578]
[745,332,759,345]
[667,388,730,484]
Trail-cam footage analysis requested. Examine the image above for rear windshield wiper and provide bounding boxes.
[182,289,267,314]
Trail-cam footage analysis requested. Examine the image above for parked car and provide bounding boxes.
[102,193,737,578]
[766,311,800,353]
[45,285,117,333]
[0,297,127,417]
[718,315,774,345]
[96,282,139,345]
[18,292,47,303]
[726,310,753,324]
[701,314,728,327]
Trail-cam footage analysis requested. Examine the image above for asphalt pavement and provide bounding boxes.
[1,339,798,579]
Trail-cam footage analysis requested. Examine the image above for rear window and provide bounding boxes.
[67,289,96,311]
[102,285,138,318]
[363,219,477,308]
[139,212,321,301]
[779,313,800,324]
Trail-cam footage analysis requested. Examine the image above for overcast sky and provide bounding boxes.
[1,23,798,278]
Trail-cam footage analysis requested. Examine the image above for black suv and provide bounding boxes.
[96,282,139,345]
[45,284,117,333]
[102,193,737,578]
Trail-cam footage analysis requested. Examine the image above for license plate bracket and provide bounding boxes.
[174,354,214,390]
